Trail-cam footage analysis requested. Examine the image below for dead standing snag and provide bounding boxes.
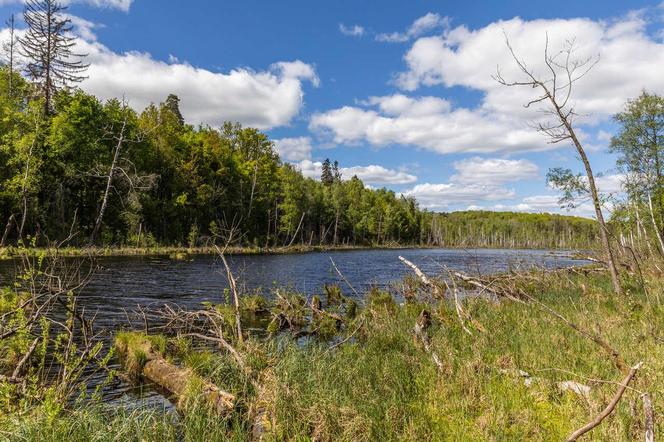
[495,33,623,296]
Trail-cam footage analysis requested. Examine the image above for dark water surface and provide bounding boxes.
[0,248,587,408]
[1,248,587,329]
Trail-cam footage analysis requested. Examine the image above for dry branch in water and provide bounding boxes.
[398,256,444,298]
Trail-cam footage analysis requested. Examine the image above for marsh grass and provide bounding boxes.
[2,268,664,441]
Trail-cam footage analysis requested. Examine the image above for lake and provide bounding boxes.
[0,248,587,330]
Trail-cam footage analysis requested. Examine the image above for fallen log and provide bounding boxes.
[398,256,444,298]
[115,333,234,415]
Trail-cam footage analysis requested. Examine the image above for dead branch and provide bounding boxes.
[398,256,443,298]
[413,309,444,372]
[566,362,642,441]
[442,274,472,336]
[452,271,524,303]
[329,256,359,298]
[10,337,40,381]
[642,392,655,442]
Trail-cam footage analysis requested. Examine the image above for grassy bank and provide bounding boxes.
[1,264,662,441]
[0,243,427,261]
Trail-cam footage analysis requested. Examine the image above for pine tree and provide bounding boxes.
[321,158,334,185]
[19,0,89,114]
[164,94,185,126]
[333,160,342,182]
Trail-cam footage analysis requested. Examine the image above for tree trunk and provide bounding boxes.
[90,118,126,244]
[553,99,622,295]
[0,214,15,247]
[647,192,664,256]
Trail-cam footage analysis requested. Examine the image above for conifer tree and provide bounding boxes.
[19,0,89,114]
[321,158,334,185]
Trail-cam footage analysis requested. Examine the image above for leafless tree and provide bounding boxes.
[494,33,623,295]
[2,15,19,98]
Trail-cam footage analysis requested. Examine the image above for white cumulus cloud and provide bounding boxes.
[314,10,664,156]
[309,95,545,154]
[76,39,319,129]
[339,23,365,37]
[294,160,417,185]
[273,137,313,162]
[377,12,449,43]
[402,183,515,210]
[451,157,539,184]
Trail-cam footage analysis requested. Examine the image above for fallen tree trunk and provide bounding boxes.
[115,334,234,415]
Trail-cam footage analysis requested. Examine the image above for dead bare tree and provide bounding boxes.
[89,99,156,244]
[2,15,19,98]
[494,33,623,295]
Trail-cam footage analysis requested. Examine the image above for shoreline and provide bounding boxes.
[0,243,592,261]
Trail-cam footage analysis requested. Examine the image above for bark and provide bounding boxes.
[413,309,444,371]
[552,98,622,295]
[18,135,37,240]
[116,336,235,415]
[1,214,15,247]
[287,212,305,247]
[642,393,655,442]
[218,251,243,343]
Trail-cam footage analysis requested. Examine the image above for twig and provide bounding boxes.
[327,319,364,352]
[329,256,359,298]
[566,362,642,441]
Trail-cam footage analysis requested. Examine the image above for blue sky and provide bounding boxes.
[1,0,664,216]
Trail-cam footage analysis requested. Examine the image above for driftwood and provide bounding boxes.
[566,362,642,441]
[115,336,235,415]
